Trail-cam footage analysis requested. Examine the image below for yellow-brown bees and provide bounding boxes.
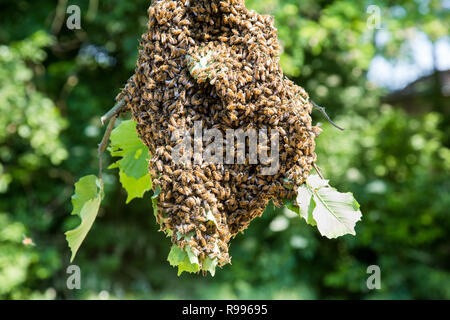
[117,0,319,270]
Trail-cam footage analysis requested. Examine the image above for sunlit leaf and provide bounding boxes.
[66,175,103,262]
[206,210,218,228]
[284,200,299,215]
[119,170,152,204]
[108,120,152,200]
[167,232,217,276]
[203,257,218,277]
[177,256,200,276]
[70,175,100,217]
[167,244,186,266]
[296,187,317,226]
[167,244,200,276]
[108,120,150,179]
[186,245,200,265]
[152,186,161,217]
[296,174,362,238]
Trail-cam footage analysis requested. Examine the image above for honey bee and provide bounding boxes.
[183,186,192,196]
[163,151,172,161]
[156,160,163,172]
[196,214,206,223]
[185,197,196,208]
[253,88,262,96]
[175,194,184,204]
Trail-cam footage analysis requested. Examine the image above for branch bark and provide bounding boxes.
[313,163,325,180]
[101,99,126,125]
[98,116,117,182]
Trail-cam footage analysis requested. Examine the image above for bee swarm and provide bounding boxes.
[118,0,319,272]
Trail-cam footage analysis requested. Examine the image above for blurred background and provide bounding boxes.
[0,0,449,300]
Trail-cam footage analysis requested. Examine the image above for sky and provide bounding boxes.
[367,33,450,91]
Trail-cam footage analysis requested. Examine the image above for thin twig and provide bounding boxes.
[313,163,325,180]
[87,0,99,22]
[311,101,345,131]
[101,99,125,125]
[98,116,117,181]
[51,0,68,35]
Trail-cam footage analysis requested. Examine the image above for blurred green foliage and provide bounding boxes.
[0,0,448,299]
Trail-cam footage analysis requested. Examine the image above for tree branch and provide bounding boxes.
[311,101,345,131]
[313,163,325,180]
[101,99,125,125]
[51,0,68,35]
[98,116,117,181]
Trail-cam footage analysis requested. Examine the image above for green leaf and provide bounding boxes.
[296,187,317,226]
[284,198,316,226]
[296,174,362,239]
[167,244,187,266]
[167,244,200,276]
[108,120,152,201]
[307,175,329,189]
[283,178,294,190]
[187,52,213,79]
[206,210,219,228]
[71,175,100,217]
[186,245,200,265]
[119,170,152,204]
[203,257,218,277]
[177,255,200,276]
[109,120,150,180]
[66,175,103,262]
[312,186,362,238]
[285,201,299,215]
[167,232,217,276]
[152,186,161,217]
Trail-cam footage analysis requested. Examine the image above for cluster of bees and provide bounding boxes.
[118,0,320,271]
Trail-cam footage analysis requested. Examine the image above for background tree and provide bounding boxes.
[0,0,448,299]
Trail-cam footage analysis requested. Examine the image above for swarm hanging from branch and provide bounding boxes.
[116,0,322,271]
